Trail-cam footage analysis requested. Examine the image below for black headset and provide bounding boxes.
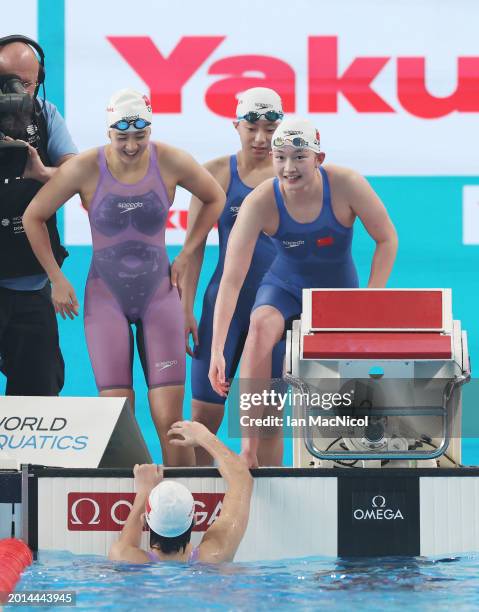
[0,34,45,97]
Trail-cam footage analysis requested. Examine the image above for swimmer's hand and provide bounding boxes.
[133,463,163,495]
[170,250,190,298]
[167,421,212,448]
[208,349,229,397]
[184,312,198,357]
[51,275,79,320]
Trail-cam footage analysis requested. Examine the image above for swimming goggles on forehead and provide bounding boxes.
[110,118,151,131]
[237,110,284,123]
[273,136,311,148]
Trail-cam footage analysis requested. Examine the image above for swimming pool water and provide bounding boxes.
[13,551,479,611]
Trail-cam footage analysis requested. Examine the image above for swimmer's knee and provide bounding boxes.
[192,399,224,432]
[248,309,284,346]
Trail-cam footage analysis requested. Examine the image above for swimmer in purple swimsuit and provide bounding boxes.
[23,90,225,466]
[108,421,253,564]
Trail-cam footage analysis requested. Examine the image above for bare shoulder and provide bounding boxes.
[204,155,230,175]
[199,155,229,191]
[56,147,98,180]
[155,141,194,169]
[324,163,365,181]
[323,163,369,193]
[244,177,276,212]
[108,542,150,565]
[248,176,276,202]
[63,147,96,168]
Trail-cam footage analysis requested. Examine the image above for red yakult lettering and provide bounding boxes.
[107,36,224,112]
[107,35,479,119]
[397,57,479,119]
[308,36,393,113]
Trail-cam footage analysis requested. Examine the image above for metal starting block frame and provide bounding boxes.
[285,289,471,466]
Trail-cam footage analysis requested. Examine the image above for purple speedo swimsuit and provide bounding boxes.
[84,143,184,390]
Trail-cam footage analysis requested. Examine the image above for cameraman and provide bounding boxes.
[0,37,77,396]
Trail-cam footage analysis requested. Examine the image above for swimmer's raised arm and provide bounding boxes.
[209,180,273,396]
[168,421,253,563]
[109,464,163,564]
[23,152,95,319]
[343,169,398,287]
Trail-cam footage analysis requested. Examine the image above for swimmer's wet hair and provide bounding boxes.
[150,521,194,555]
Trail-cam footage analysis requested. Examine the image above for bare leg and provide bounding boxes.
[257,429,283,466]
[149,385,194,466]
[100,388,135,413]
[239,306,285,467]
[191,399,225,465]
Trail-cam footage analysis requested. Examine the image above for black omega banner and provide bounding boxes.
[338,475,420,556]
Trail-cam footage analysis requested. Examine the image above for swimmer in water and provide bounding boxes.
[23,89,225,466]
[108,421,253,564]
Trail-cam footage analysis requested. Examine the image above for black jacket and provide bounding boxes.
[0,101,68,279]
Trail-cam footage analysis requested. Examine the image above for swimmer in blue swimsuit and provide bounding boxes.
[182,88,285,465]
[209,117,398,467]
[108,421,253,564]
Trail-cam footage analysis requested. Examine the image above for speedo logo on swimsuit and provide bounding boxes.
[155,360,178,372]
[117,202,144,213]
[230,206,240,217]
[282,240,305,248]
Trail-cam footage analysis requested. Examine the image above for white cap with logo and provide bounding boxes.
[145,480,195,537]
[106,88,153,131]
[236,87,283,120]
[272,116,321,153]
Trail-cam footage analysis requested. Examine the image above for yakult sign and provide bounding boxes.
[64,0,479,245]
[108,35,478,120]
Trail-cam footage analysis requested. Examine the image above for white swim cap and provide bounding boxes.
[272,116,321,153]
[145,481,195,537]
[106,88,153,131]
[236,87,283,121]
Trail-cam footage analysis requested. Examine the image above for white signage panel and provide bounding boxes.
[0,396,124,468]
[64,0,479,244]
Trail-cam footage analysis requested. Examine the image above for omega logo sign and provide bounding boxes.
[70,497,132,526]
[194,499,223,528]
[67,492,224,531]
[353,495,405,521]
